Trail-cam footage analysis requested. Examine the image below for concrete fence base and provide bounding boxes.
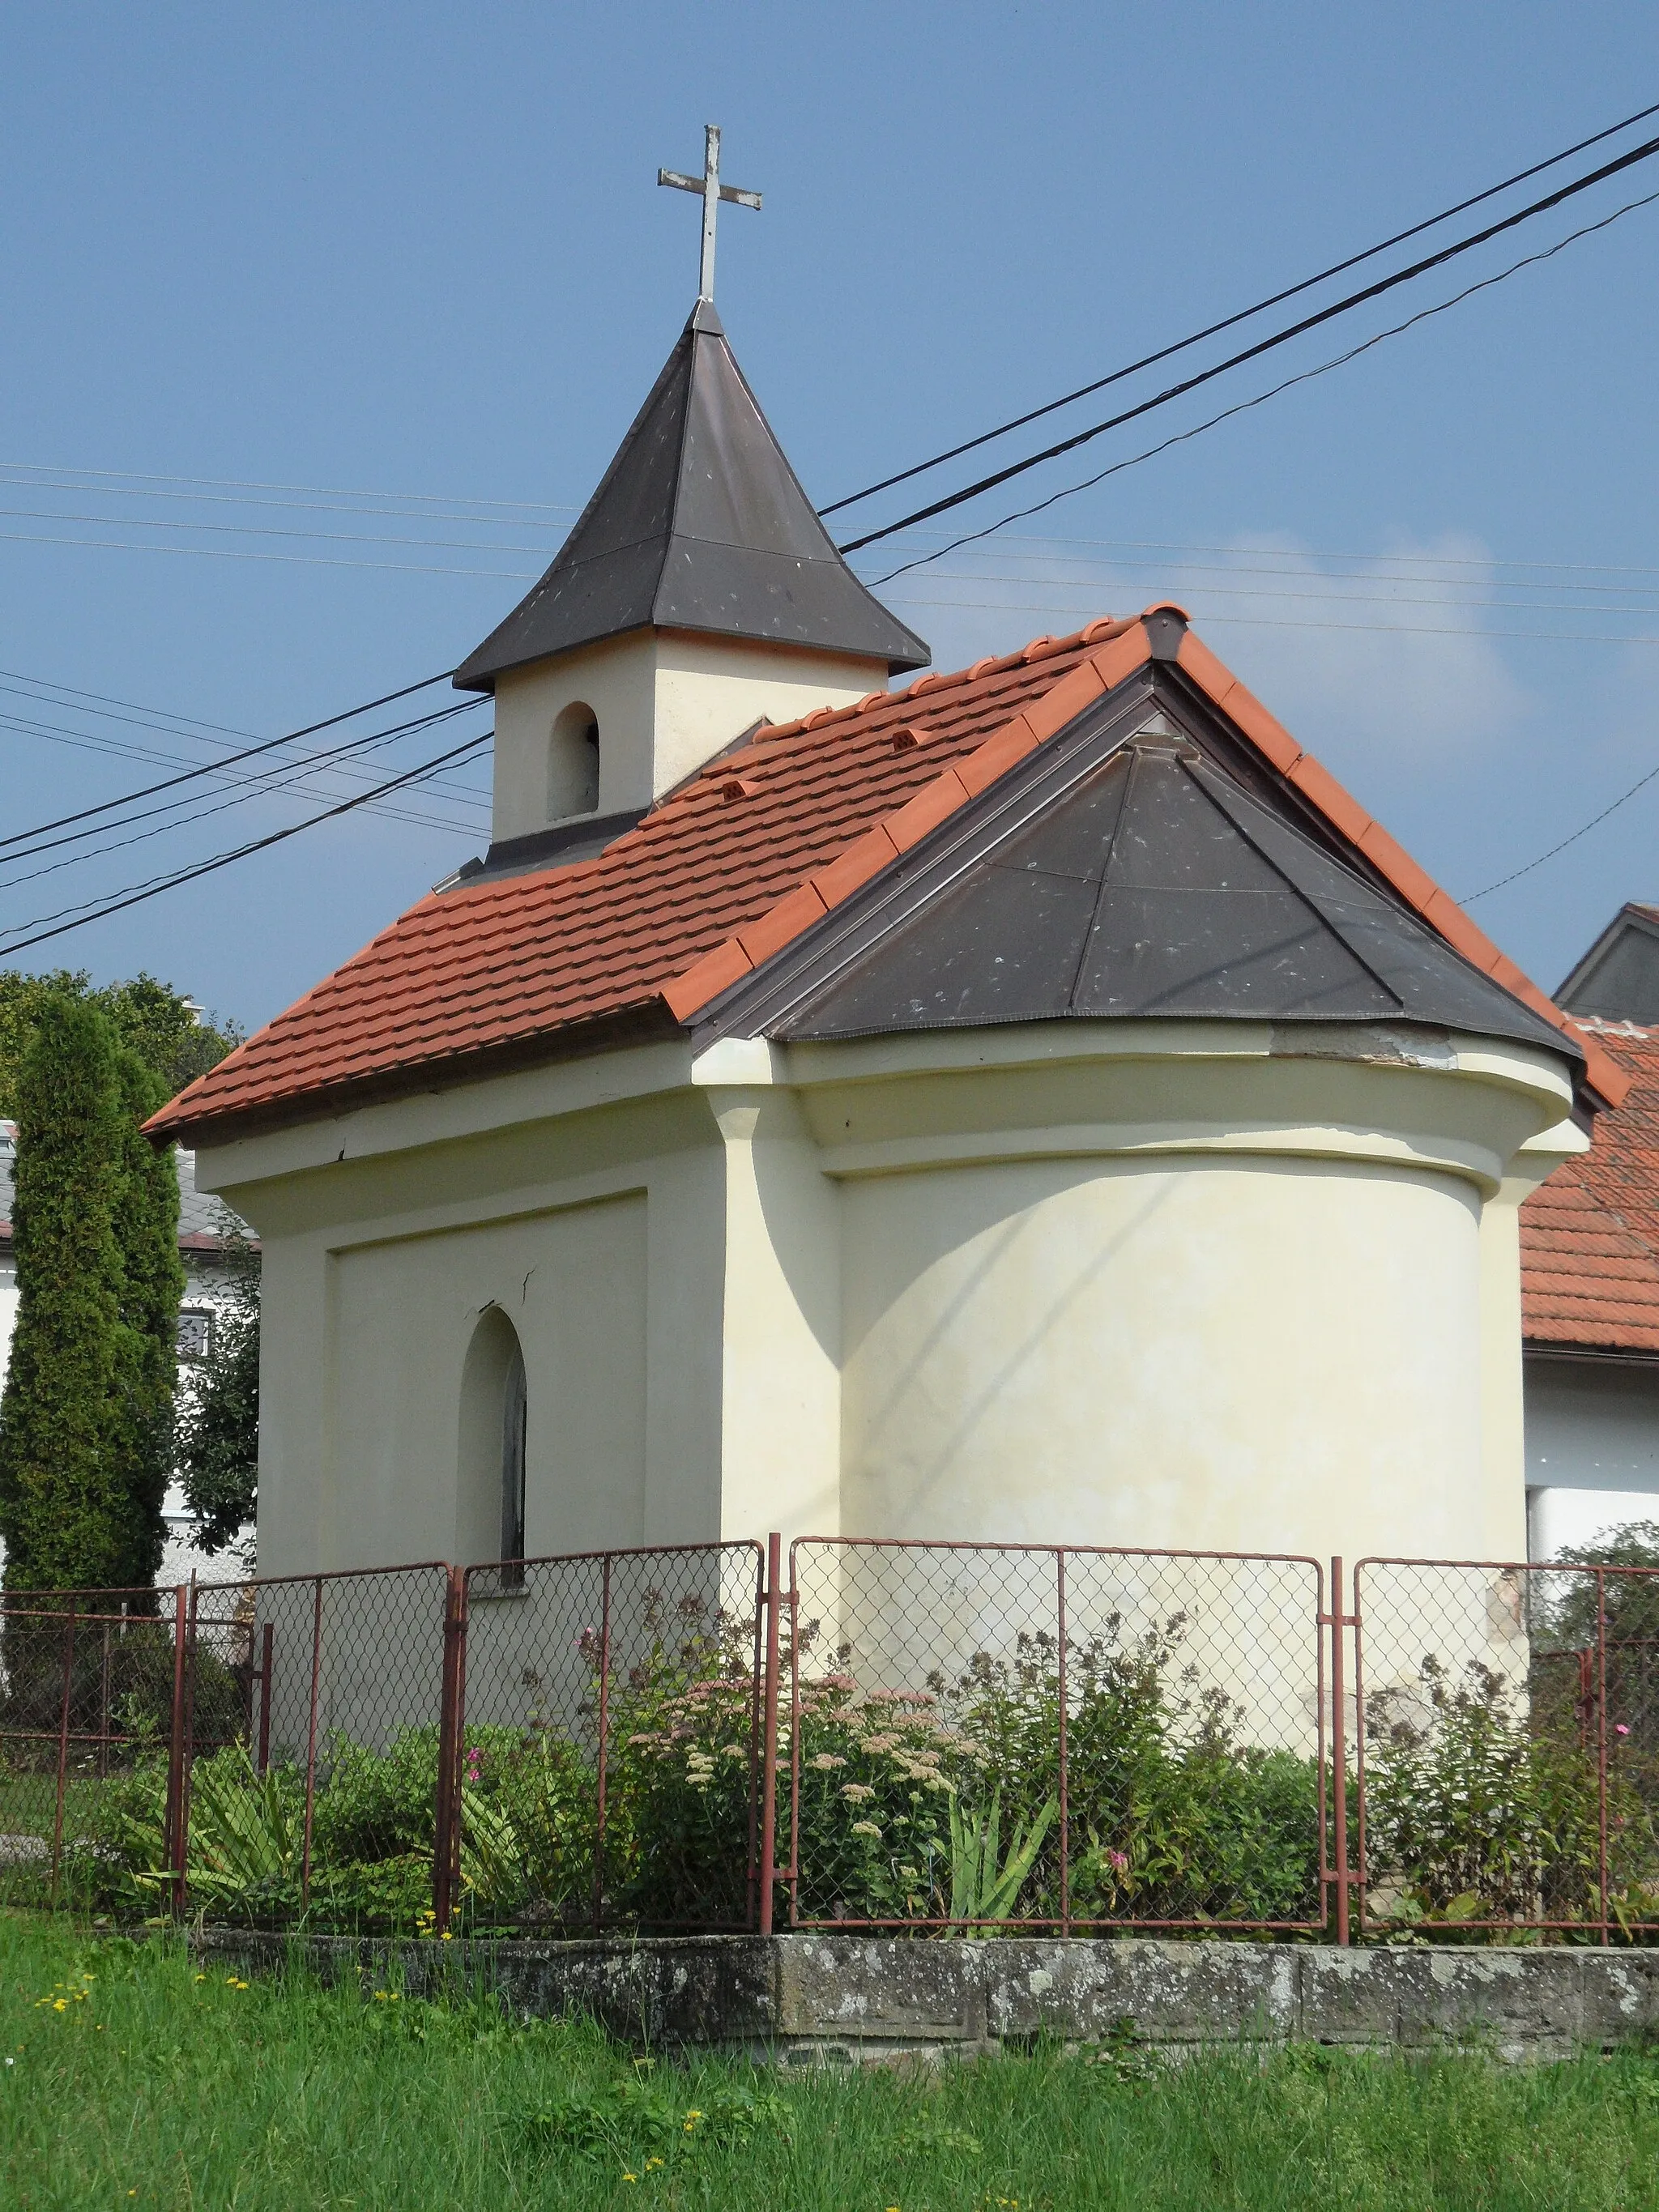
[190,1930,1659,2065]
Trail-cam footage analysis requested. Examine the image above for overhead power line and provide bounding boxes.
[0,460,575,514]
[0,672,488,813]
[1463,765,1659,904]
[0,671,454,853]
[863,181,1659,584]
[838,130,1659,556]
[0,705,488,841]
[0,727,495,961]
[0,699,486,878]
[821,99,1659,519]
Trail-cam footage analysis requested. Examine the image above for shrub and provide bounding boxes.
[1362,1654,1657,1925]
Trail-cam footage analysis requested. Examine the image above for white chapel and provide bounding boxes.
[151,269,1626,1583]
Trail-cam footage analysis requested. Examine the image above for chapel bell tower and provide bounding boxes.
[454,140,928,868]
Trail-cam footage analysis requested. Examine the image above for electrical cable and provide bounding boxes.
[0,728,496,960]
[1463,766,1659,903]
[0,710,488,840]
[0,700,487,876]
[0,527,537,580]
[0,694,490,816]
[821,97,1659,518]
[0,471,572,528]
[0,504,557,555]
[0,671,455,852]
[0,460,574,514]
[863,182,1659,584]
[838,133,1659,556]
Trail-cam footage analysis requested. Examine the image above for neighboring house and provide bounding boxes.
[0,1121,256,1585]
[149,294,1620,1598]
[1523,912,1659,1559]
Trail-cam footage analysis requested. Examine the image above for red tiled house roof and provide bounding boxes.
[1523,1024,1659,1356]
[149,607,1627,1145]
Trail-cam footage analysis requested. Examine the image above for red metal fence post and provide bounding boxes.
[300,1577,324,1910]
[745,1549,765,1930]
[163,1584,189,1914]
[1597,1568,1610,1942]
[97,1622,113,1782]
[785,1543,802,1929]
[758,1532,783,1938]
[49,1607,76,1909]
[1056,1549,1069,1937]
[256,1622,275,1777]
[591,1555,614,1935]
[433,1566,466,1929]
[1326,1556,1350,1946]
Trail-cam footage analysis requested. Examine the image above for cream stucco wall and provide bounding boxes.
[490,629,887,842]
[196,1018,1581,1586]
[838,1153,1482,1562]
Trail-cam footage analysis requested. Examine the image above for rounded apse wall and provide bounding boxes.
[837,1149,1483,1567]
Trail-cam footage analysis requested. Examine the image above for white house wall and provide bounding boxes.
[197,1017,1580,1583]
[1525,1353,1659,1558]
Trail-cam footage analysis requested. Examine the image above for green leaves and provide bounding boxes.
[522,2074,791,2170]
[949,1790,1056,1930]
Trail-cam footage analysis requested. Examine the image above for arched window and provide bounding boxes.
[548,700,600,820]
[458,1307,529,1571]
[500,1335,527,1567]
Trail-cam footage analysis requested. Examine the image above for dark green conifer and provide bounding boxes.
[111,1050,186,1588]
[0,997,130,1591]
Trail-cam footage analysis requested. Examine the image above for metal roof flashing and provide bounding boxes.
[692,663,1586,1085]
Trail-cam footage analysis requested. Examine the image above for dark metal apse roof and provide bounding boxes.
[454,302,929,692]
[717,699,1580,1064]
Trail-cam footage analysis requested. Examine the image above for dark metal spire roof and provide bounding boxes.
[454,302,929,693]
[706,683,1580,1069]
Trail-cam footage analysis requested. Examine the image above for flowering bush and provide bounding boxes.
[1363,1654,1658,1928]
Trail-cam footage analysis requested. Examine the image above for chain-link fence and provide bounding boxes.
[0,1588,181,1909]
[786,1540,1328,1933]
[183,1564,454,1924]
[9,1541,1658,1946]
[454,1542,766,1934]
[1352,1557,1659,1939]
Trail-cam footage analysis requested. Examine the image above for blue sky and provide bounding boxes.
[2,3,1658,1034]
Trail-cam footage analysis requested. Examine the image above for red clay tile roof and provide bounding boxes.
[149,608,1626,1144]
[1523,1023,1659,1355]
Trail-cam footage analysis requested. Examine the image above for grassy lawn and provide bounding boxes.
[2,1915,1659,2210]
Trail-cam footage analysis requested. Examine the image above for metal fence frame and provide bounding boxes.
[1350,1554,1659,1944]
[782,1536,1330,1937]
[5,1540,1659,1944]
[448,1540,767,1933]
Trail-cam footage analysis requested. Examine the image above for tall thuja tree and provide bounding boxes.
[0,997,130,1590]
[0,1000,186,1594]
[111,1049,186,1588]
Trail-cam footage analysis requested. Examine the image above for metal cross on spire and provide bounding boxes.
[658,125,761,304]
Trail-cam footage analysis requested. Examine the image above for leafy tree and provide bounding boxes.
[1550,1522,1659,1647]
[0,968,240,1118]
[175,1207,259,1560]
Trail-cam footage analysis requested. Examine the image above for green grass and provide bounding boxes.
[2,1913,1659,2210]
